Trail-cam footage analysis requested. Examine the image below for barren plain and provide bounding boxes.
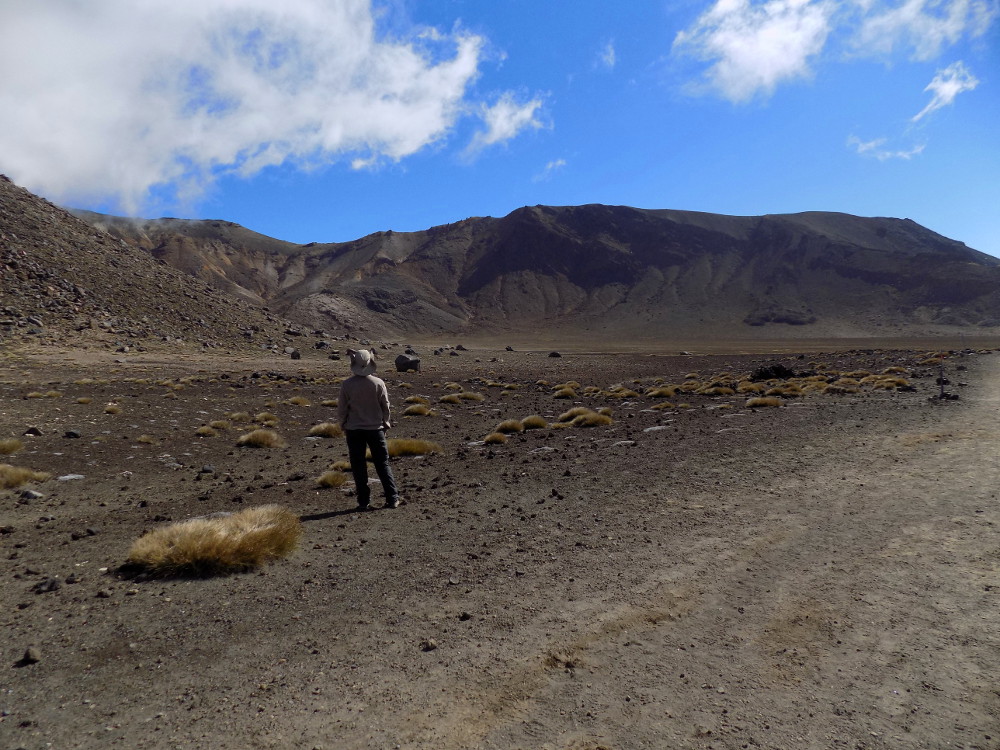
[2,341,999,750]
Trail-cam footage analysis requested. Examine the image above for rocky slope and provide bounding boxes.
[0,176,304,352]
[75,200,1000,343]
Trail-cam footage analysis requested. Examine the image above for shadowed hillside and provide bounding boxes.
[73,199,1000,343]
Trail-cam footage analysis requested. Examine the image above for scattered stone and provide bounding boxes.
[19,489,44,501]
[23,426,42,436]
[32,577,61,594]
[95,589,113,599]
[548,351,561,358]
[57,474,85,481]
[63,430,82,439]
[290,349,302,360]
[18,646,41,666]
[419,638,438,652]
[458,612,473,621]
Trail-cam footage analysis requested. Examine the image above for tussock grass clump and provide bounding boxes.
[403,404,433,417]
[209,420,230,430]
[596,406,613,416]
[444,382,464,391]
[24,392,45,399]
[195,426,218,437]
[227,411,251,423]
[438,394,462,404]
[737,381,765,394]
[286,396,311,406]
[651,401,675,410]
[605,387,640,398]
[316,471,348,488]
[329,459,352,472]
[882,366,909,375]
[746,396,782,408]
[494,419,525,434]
[0,464,51,489]
[548,421,572,429]
[320,399,338,408]
[766,384,801,398]
[646,385,679,398]
[404,395,430,405]
[125,505,302,577]
[44,390,63,398]
[0,438,24,455]
[553,387,577,399]
[137,435,157,444]
[308,422,343,438]
[236,429,287,449]
[571,412,613,427]
[386,438,441,457]
[521,415,548,430]
[459,391,486,401]
[699,386,735,396]
[484,432,508,445]
[104,403,122,414]
[76,396,93,404]
[558,407,594,422]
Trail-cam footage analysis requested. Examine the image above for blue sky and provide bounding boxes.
[1,1,997,256]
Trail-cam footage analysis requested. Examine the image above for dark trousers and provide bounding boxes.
[345,429,398,506]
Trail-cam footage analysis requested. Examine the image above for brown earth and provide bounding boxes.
[1,341,999,749]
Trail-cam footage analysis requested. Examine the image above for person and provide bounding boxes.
[337,348,399,510]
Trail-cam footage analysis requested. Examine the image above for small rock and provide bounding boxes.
[63,430,82,439]
[23,427,42,436]
[548,351,561,358]
[57,474,85,481]
[419,638,438,652]
[32,577,61,594]
[95,589,113,599]
[19,489,43,500]
[19,646,41,665]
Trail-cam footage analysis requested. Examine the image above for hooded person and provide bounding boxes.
[337,348,399,510]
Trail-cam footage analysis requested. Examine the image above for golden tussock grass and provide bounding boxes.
[104,403,122,414]
[651,401,675,410]
[571,412,613,427]
[163,392,178,400]
[236,429,286,449]
[558,406,594,422]
[766,384,801,397]
[316,471,348,488]
[76,396,93,404]
[386,438,441,457]
[646,386,679,398]
[698,386,735,396]
[882,366,909,375]
[553,387,577,399]
[0,464,51,489]
[329,459,351,472]
[308,422,343,438]
[209,420,230,430]
[0,438,23,455]
[596,406,612,416]
[521,415,548,430]
[255,412,278,423]
[397,382,412,389]
[227,411,251,422]
[872,377,910,390]
[824,384,859,394]
[444,382,463,391]
[737,381,765,393]
[494,419,525,434]
[24,392,45,399]
[502,383,520,390]
[746,396,782,408]
[535,379,550,386]
[125,505,301,577]
[137,435,157,445]
[286,396,311,406]
[553,381,581,391]
[403,404,433,417]
[404,395,430,405]
[458,391,486,401]
[605,387,640,398]
[438,394,462,404]
[484,432,508,445]
[195,426,218,437]
[320,399,338,408]
[684,372,699,379]
[74,378,97,386]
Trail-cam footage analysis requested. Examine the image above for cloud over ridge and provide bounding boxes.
[0,0,536,213]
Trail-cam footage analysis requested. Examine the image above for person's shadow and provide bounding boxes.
[299,507,386,522]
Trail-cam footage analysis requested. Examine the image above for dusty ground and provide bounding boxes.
[1,342,998,750]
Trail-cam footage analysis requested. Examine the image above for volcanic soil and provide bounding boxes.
[1,343,999,750]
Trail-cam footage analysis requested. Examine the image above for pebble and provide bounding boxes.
[57,474,85,481]
[419,639,438,652]
[19,489,44,500]
[21,646,41,665]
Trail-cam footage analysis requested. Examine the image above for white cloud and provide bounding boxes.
[847,134,926,158]
[533,159,567,182]
[466,93,544,155]
[853,0,999,60]
[0,0,514,214]
[600,41,617,69]
[673,0,835,103]
[911,60,979,120]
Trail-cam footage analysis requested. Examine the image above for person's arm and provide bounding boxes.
[337,382,349,428]
[378,381,391,431]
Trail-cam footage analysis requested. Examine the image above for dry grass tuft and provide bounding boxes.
[404,395,430,405]
[558,406,594,422]
[0,438,24,455]
[699,386,735,396]
[444,382,464,391]
[24,392,45,399]
[438,394,462,404]
[125,505,301,577]
[737,381,765,393]
[521,415,548,430]
[137,435,157,445]
[646,385,679,398]
[209,420,230,430]
[76,396,93,404]
[458,391,486,401]
[571,412,613,427]
[484,432,508,445]
[316,471,348,488]
[386,438,441,457]
[227,411,251,423]
[195,426,218,437]
[104,403,122,414]
[286,396,311,406]
[320,398,339,408]
[494,419,525,434]
[329,459,352,472]
[236,429,287,449]
[403,404,433,417]
[0,464,51,489]
[308,422,344,438]
[553,387,577,399]
[651,401,675,410]
[746,396,782,408]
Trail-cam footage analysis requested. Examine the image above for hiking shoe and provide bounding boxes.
[356,502,370,511]
[384,498,400,509]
